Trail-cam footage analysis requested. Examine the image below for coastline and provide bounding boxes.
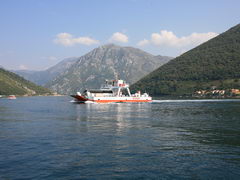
[153,95,240,100]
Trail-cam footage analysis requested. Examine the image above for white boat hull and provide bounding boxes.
[71,95,152,103]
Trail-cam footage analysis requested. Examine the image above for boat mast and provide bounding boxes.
[126,87,131,97]
[117,87,121,96]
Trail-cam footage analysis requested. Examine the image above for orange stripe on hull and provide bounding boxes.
[93,99,152,103]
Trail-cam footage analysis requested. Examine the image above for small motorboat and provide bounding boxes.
[8,95,17,99]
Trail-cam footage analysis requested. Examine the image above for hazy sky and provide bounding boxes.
[0,0,239,70]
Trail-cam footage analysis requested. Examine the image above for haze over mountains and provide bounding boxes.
[15,44,172,94]
[131,23,240,96]
[14,57,78,85]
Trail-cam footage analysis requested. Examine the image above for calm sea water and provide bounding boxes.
[0,96,240,179]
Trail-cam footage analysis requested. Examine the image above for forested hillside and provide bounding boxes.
[131,24,240,96]
[0,68,52,96]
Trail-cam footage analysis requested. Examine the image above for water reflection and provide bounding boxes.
[73,101,240,149]
[74,102,153,133]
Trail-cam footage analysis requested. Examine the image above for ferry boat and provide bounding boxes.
[71,79,152,103]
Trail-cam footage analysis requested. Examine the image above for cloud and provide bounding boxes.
[138,30,218,48]
[19,65,28,70]
[109,32,128,43]
[137,39,149,46]
[54,33,99,46]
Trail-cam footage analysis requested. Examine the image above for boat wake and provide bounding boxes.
[70,100,98,104]
[152,99,240,103]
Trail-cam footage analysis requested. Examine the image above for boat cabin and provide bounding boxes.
[83,89,113,97]
[103,80,129,88]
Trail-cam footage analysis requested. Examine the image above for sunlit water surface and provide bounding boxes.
[0,96,240,179]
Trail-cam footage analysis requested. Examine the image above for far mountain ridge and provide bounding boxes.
[13,57,78,85]
[45,44,173,94]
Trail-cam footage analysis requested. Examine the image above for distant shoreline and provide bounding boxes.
[153,95,240,100]
[0,94,64,98]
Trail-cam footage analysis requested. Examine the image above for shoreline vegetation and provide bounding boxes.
[153,88,240,99]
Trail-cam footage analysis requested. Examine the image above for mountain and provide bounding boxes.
[131,24,240,96]
[0,68,52,96]
[14,57,78,85]
[46,44,172,94]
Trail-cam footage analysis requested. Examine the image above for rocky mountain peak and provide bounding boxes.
[46,45,173,94]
